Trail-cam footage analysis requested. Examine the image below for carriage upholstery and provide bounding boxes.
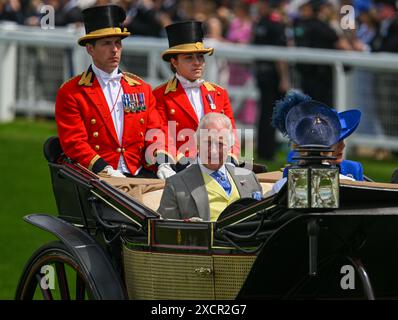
[43,136,278,213]
[97,175,398,219]
[43,136,63,163]
[99,177,165,211]
[100,172,280,212]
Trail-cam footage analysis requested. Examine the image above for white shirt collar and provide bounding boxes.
[198,156,227,176]
[91,63,121,87]
[175,73,204,89]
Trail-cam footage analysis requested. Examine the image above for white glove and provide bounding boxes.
[157,163,176,180]
[101,165,126,178]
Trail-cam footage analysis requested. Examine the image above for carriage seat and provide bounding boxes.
[43,136,63,163]
[42,136,277,213]
[100,177,165,212]
[101,171,282,213]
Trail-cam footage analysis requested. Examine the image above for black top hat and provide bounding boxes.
[78,5,130,46]
[161,21,214,61]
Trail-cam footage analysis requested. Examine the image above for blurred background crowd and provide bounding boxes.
[1,0,398,161]
[1,3,398,298]
[1,0,396,53]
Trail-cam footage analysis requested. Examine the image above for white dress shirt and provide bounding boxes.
[175,73,205,121]
[91,64,131,174]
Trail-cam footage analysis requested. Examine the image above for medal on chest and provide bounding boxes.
[206,93,217,110]
[122,93,146,113]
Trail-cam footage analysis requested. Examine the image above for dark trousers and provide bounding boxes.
[256,71,284,160]
[299,66,333,107]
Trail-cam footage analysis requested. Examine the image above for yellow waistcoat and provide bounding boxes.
[202,172,240,221]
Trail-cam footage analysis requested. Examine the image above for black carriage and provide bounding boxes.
[15,137,398,300]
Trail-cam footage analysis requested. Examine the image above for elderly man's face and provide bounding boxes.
[198,123,230,171]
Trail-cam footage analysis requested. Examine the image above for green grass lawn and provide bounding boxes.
[0,119,57,299]
[0,119,396,299]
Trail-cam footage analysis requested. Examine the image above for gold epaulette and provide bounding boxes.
[205,81,224,91]
[164,77,177,94]
[123,72,143,86]
[78,70,93,86]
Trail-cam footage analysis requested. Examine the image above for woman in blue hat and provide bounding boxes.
[267,90,364,195]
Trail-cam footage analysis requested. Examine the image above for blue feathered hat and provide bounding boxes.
[286,100,341,146]
[272,90,361,143]
[337,109,361,141]
[272,90,312,136]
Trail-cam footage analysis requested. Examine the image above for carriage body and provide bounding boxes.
[15,138,398,300]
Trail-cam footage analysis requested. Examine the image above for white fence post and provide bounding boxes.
[72,45,91,74]
[0,42,16,122]
[334,62,348,112]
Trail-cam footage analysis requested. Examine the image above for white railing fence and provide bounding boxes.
[1,23,398,152]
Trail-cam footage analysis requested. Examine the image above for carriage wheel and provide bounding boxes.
[15,241,97,300]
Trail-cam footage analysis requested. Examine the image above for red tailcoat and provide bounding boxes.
[55,66,168,173]
[153,77,240,161]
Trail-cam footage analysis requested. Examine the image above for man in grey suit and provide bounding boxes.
[158,113,262,221]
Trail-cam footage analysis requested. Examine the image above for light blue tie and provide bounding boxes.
[210,170,232,196]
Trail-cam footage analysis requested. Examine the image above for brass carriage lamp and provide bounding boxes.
[282,100,343,210]
[287,145,339,209]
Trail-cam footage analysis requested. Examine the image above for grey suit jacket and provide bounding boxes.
[157,164,262,221]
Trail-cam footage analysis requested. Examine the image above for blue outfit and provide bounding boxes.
[271,90,365,184]
[339,160,364,181]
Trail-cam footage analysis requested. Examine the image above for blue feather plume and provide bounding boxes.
[271,89,312,135]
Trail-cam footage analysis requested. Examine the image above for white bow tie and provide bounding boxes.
[179,78,204,89]
[102,73,122,86]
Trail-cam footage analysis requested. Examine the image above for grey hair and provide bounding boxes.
[195,113,234,148]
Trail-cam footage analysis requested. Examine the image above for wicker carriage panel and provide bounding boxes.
[213,255,256,299]
[123,247,154,299]
[123,246,215,299]
[150,252,214,299]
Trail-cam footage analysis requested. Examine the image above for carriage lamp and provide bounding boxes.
[287,146,339,209]
[310,167,339,208]
[287,165,339,209]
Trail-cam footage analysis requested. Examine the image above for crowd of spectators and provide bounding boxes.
[1,0,396,52]
[2,0,398,158]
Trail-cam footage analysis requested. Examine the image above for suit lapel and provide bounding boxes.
[120,78,136,142]
[181,164,210,220]
[226,165,248,198]
[81,66,119,144]
[167,79,200,123]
